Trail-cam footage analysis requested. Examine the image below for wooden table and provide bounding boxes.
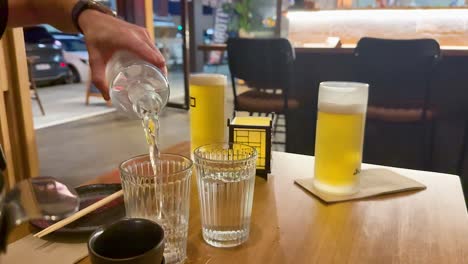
[9,141,468,263]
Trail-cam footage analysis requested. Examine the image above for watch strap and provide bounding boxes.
[72,0,116,33]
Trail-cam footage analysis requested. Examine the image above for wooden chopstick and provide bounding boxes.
[34,189,124,238]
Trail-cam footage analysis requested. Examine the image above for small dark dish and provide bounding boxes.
[30,184,125,234]
[88,218,165,264]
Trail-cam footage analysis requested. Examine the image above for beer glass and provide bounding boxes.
[314,82,369,195]
[189,74,226,155]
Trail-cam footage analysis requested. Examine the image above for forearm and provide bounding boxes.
[8,0,79,32]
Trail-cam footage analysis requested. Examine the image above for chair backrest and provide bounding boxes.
[227,38,295,91]
[26,57,35,89]
[353,37,441,109]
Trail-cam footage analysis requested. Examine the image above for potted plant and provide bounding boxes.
[223,0,255,38]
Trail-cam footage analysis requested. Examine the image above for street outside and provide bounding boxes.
[31,83,114,129]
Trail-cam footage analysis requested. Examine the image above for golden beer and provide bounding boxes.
[189,74,226,154]
[314,82,368,195]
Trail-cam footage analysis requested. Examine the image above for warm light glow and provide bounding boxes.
[59,62,67,68]
[287,9,468,46]
[287,9,468,21]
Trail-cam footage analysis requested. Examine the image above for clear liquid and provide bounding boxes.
[123,171,190,264]
[126,199,188,263]
[198,173,255,247]
[141,110,164,223]
[141,111,160,172]
[142,110,183,261]
[140,110,192,264]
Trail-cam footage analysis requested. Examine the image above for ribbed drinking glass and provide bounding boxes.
[194,143,257,248]
[119,154,192,264]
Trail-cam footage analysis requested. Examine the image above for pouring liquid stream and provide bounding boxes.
[131,82,164,173]
[141,109,163,219]
[141,111,160,173]
[140,107,171,225]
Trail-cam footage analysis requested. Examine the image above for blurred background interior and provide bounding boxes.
[1,0,468,203]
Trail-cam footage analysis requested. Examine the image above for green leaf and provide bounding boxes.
[222,3,232,12]
[235,4,245,15]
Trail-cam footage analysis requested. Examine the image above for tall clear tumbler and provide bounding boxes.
[120,154,193,264]
[194,143,257,248]
[314,82,369,195]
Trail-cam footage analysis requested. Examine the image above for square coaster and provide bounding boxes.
[295,168,426,203]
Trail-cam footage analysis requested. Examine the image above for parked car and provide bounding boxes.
[23,26,71,85]
[52,33,89,83]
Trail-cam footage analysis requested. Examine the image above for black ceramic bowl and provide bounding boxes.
[88,218,165,264]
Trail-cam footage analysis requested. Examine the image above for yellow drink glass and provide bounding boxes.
[314,82,369,195]
[189,74,227,154]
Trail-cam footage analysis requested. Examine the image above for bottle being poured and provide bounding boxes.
[106,51,169,171]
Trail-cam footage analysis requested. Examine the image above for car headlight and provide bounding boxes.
[80,58,88,64]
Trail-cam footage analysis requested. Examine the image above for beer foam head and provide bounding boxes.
[190,74,227,86]
[318,82,369,114]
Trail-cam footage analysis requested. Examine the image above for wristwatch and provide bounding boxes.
[72,0,117,33]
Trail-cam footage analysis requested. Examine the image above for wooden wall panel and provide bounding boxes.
[0,39,9,92]
[145,0,155,41]
[0,28,39,188]
[0,38,15,187]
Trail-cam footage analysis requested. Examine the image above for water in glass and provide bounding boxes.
[120,154,192,264]
[194,143,257,248]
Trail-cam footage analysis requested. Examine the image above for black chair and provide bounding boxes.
[226,38,299,147]
[354,37,441,170]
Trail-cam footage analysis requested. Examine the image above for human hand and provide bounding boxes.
[79,10,167,100]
